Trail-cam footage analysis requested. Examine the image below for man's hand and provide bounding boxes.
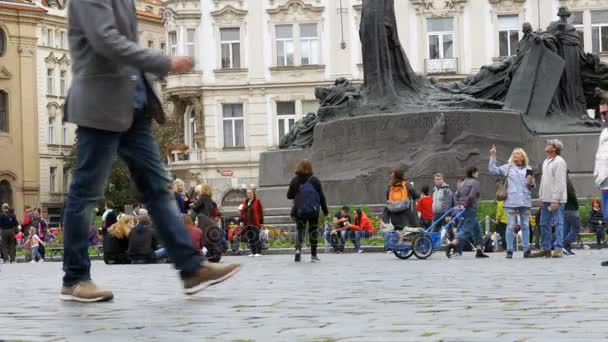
[170,57,193,74]
[549,202,559,211]
[526,175,534,185]
[490,144,497,157]
[331,229,337,235]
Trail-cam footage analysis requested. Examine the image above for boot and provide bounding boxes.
[294,249,301,262]
[506,251,513,259]
[475,249,489,258]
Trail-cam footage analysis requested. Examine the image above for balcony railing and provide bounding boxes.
[167,148,203,166]
[424,58,458,75]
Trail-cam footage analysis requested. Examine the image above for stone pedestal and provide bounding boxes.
[258,111,600,208]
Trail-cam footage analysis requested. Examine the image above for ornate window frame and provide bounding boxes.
[267,0,325,69]
[211,4,249,72]
[488,0,526,59]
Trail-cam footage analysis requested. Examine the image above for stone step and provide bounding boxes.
[263,215,293,225]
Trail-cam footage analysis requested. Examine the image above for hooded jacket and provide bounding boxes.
[432,183,453,214]
[348,210,374,234]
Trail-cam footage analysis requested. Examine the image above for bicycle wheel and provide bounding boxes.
[393,248,413,259]
[413,235,433,259]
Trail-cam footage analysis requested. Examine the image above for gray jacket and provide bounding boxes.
[65,0,171,132]
[539,155,568,203]
[432,183,453,214]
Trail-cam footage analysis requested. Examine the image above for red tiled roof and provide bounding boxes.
[136,9,162,20]
[0,0,46,12]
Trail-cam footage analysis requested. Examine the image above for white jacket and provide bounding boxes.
[595,128,608,189]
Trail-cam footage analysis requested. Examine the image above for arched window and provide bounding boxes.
[0,91,7,132]
[0,180,12,208]
[0,28,5,57]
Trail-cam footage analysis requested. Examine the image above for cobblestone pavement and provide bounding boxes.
[2,250,608,341]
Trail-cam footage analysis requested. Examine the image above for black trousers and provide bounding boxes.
[495,222,507,251]
[1,229,16,262]
[242,226,262,255]
[295,218,319,256]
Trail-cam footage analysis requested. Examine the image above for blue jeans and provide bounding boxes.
[505,207,530,252]
[155,248,168,259]
[32,246,42,261]
[602,190,608,221]
[563,210,580,250]
[455,209,481,253]
[540,202,565,251]
[346,230,373,251]
[324,230,345,251]
[62,110,202,286]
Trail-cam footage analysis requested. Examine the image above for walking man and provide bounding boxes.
[533,140,568,258]
[0,204,17,263]
[61,0,240,302]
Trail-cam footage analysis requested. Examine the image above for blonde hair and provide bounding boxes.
[508,148,529,167]
[109,215,135,239]
[200,184,213,197]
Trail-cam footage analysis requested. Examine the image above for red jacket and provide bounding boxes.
[417,196,434,221]
[349,212,374,234]
[240,198,264,228]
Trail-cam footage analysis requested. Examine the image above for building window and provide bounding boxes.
[61,122,68,145]
[49,167,57,193]
[186,29,196,61]
[168,31,177,56]
[220,28,241,69]
[0,91,7,132]
[497,15,519,57]
[302,100,320,115]
[46,29,53,47]
[300,24,319,65]
[0,28,5,56]
[571,11,585,49]
[63,168,70,193]
[186,109,197,149]
[60,31,66,49]
[55,31,61,48]
[59,71,66,97]
[160,42,166,55]
[48,117,56,144]
[427,18,454,60]
[276,25,294,66]
[277,101,296,141]
[592,10,608,53]
[47,69,54,96]
[222,104,244,148]
[148,40,154,48]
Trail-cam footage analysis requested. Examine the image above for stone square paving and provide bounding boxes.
[2,250,608,341]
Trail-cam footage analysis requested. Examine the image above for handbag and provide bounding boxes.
[495,165,512,201]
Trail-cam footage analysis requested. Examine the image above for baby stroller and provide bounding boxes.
[385,207,466,260]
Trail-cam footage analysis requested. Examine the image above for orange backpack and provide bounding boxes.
[389,182,409,201]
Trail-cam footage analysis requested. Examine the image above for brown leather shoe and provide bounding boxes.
[60,281,114,303]
[182,262,241,295]
[531,250,552,258]
[552,250,563,258]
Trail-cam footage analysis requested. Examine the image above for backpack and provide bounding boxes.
[296,179,321,219]
[387,182,411,213]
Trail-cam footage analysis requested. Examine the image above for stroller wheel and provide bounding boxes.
[413,235,433,259]
[393,249,413,260]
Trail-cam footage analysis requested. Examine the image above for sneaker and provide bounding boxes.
[551,250,563,258]
[253,254,262,257]
[39,259,44,263]
[506,251,513,259]
[247,253,255,257]
[60,281,114,303]
[182,262,241,295]
[523,250,532,258]
[567,249,576,256]
[475,250,490,258]
[311,255,321,262]
[602,260,608,266]
[356,249,363,254]
[295,249,301,262]
[30,260,35,264]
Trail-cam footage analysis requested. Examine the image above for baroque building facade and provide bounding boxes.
[163,0,608,204]
[0,0,45,215]
[36,0,167,223]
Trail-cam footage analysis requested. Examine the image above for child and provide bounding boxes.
[27,226,45,263]
[589,199,605,248]
[416,186,434,229]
